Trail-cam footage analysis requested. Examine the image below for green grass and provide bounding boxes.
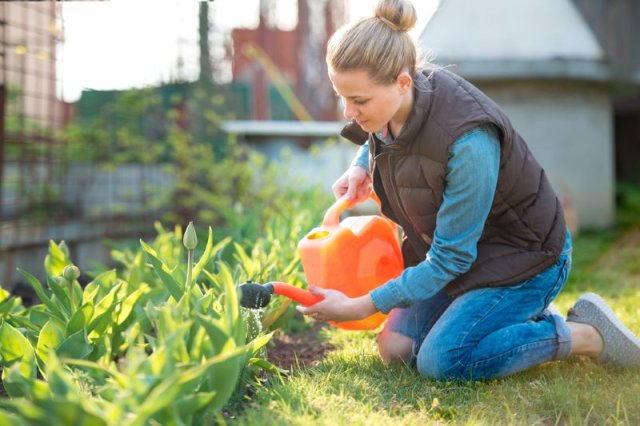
[230,197,640,425]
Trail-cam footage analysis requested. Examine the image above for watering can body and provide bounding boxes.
[297,197,403,330]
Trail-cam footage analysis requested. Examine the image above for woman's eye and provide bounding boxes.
[353,99,366,105]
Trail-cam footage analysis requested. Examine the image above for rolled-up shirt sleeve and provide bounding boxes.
[370,125,501,313]
[351,142,370,171]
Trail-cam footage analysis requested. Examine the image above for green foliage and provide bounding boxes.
[0,288,26,324]
[218,187,332,333]
[0,223,277,424]
[64,83,318,230]
[68,88,168,164]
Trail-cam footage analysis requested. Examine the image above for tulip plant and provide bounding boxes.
[0,222,274,425]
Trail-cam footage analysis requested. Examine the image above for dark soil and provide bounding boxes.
[222,321,335,421]
[267,321,335,371]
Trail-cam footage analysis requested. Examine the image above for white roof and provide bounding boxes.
[419,0,604,62]
[221,120,343,137]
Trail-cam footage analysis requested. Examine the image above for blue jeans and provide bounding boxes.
[384,230,573,380]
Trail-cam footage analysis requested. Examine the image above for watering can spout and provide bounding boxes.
[238,281,323,309]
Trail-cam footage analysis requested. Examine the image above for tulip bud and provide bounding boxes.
[62,265,80,281]
[183,222,198,250]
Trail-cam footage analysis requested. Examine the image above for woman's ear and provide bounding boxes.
[396,71,413,94]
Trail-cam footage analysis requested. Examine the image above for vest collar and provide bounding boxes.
[391,70,433,149]
[340,120,368,146]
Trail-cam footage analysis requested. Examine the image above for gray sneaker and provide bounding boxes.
[567,293,640,367]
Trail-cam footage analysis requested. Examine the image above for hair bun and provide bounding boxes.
[374,0,417,33]
[377,16,400,32]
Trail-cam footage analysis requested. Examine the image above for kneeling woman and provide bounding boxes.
[297,0,640,379]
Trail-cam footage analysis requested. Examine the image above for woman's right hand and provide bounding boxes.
[332,166,372,203]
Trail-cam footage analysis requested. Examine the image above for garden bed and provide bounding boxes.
[267,321,335,371]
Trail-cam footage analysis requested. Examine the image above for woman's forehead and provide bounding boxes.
[329,69,377,92]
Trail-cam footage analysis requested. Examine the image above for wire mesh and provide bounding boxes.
[0,2,160,285]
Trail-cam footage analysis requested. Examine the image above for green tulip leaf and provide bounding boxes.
[58,329,93,360]
[116,284,149,325]
[66,303,95,336]
[46,275,73,317]
[36,320,65,361]
[17,269,66,322]
[0,322,36,371]
[0,323,37,397]
[193,229,230,285]
[140,240,184,300]
[44,240,71,277]
[176,391,217,418]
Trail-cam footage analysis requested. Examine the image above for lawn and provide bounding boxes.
[230,217,640,424]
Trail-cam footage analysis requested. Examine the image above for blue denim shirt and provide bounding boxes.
[351,125,501,313]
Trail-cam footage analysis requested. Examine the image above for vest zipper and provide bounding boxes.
[385,155,416,234]
[377,150,429,256]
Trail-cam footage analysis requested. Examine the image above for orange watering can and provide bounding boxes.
[297,195,403,330]
[238,195,403,331]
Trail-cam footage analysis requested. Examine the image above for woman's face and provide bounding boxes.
[329,68,412,133]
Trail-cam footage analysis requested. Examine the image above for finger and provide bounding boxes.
[348,175,364,195]
[356,186,369,203]
[296,305,314,315]
[332,170,351,199]
[297,306,326,322]
[332,182,347,200]
[308,285,327,296]
[345,183,356,201]
[357,178,372,199]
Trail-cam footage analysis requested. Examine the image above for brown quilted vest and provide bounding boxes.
[341,69,567,297]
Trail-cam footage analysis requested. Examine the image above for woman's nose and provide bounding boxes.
[343,101,357,120]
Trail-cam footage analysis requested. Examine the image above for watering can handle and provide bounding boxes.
[322,192,381,227]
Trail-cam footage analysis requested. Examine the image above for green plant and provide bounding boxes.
[0,223,274,424]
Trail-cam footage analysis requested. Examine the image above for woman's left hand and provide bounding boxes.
[296,286,378,323]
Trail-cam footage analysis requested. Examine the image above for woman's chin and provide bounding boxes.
[357,121,372,132]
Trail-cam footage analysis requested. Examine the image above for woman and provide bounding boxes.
[297,0,640,379]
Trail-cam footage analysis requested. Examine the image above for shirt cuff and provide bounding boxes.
[369,279,406,314]
[350,143,370,171]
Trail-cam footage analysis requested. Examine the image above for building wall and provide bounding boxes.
[572,0,640,186]
[571,0,639,75]
[250,136,358,191]
[0,162,168,287]
[417,0,617,229]
[1,2,64,127]
[230,0,345,121]
[478,80,614,229]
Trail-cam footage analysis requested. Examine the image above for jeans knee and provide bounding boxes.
[416,344,475,380]
[416,348,451,379]
[417,350,485,380]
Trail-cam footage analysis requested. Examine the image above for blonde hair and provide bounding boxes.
[326,0,418,85]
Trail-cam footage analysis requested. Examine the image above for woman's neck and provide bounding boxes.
[389,90,414,138]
